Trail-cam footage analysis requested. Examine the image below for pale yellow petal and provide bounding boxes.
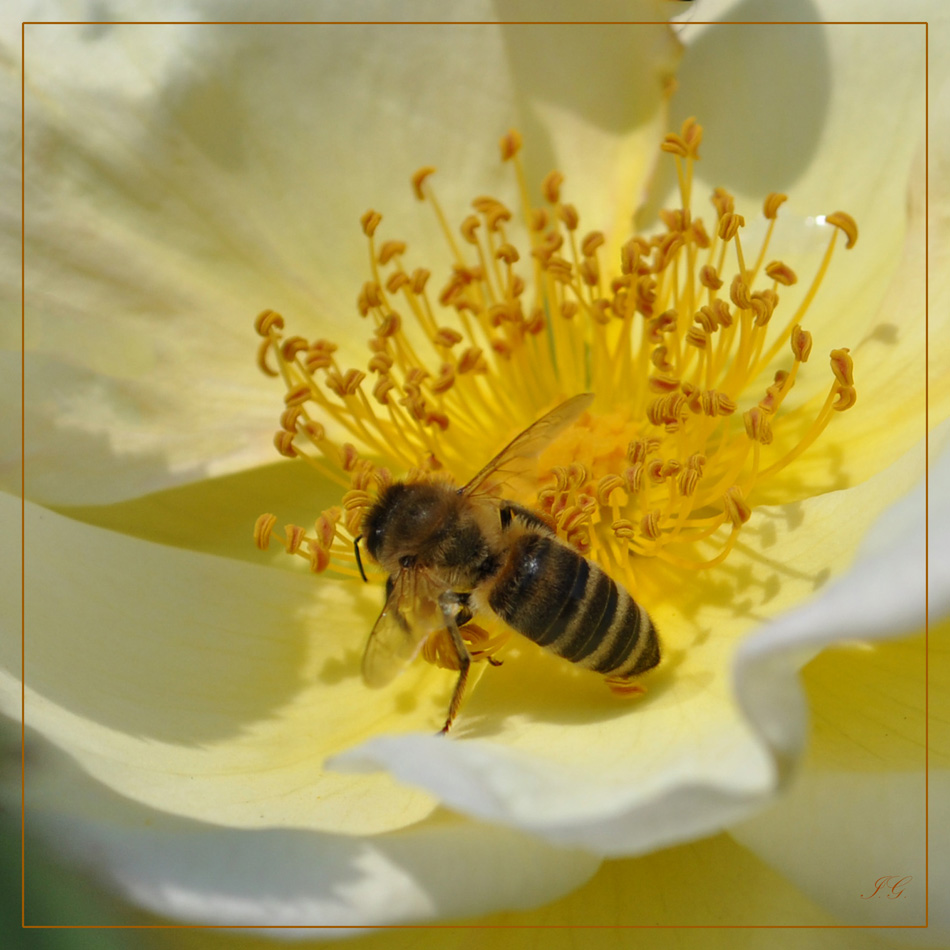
[14,738,598,930]
[57,459,347,564]
[730,618,947,942]
[8,7,683,507]
[804,627,946,773]
[496,2,682,246]
[125,832,891,949]
[3,493,441,835]
[9,14,518,505]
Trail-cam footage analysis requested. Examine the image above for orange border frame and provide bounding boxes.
[18,14,931,936]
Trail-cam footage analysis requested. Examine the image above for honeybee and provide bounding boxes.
[354,393,660,733]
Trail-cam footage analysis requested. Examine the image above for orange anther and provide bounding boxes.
[253,513,277,550]
[711,298,733,328]
[581,231,606,256]
[378,240,406,265]
[457,347,487,374]
[302,420,325,441]
[430,364,456,394]
[340,444,361,472]
[763,192,788,219]
[699,265,722,290]
[411,166,437,200]
[254,308,284,336]
[372,375,394,405]
[308,541,331,574]
[649,373,680,393]
[718,212,745,241]
[376,312,401,338]
[529,208,548,232]
[791,325,813,362]
[833,385,857,411]
[410,268,430,294]
[285,524,306,555]
[386,271,409,294]
[651,345,673,373]
[744,407,774,445]
[711,187,735,217]
[660,133,688,158]
[460,214,481,244]
[765,260,797,285]
[314,511,338,549]
[542,170,565,204]
[750,289,778,327]
[830,348,854,387]
[826,211,858,248]
[279,406,301,432]
[680,116,703,156]
[678,464,702,497]
[496,242,520,264]
[283,385,312,408]
[433,326,463,347]
[360,209,382,237]
[559,203,579,230]
[729,274,752,310]
[499,129,522,161]
[724,486,751,526]
[686,327,708,349]
[690,218,711,249]
[595,474,625,506]
[640,510,662,540]
[273,430,297,458]
[623,464,644,493]
[280,336,309,361]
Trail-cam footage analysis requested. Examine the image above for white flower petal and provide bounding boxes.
[733,420,949,764]
[723,612,948,945]
[728,618,948,944]
[3,493,442,836]
[494,3,682,240]
[731,770,945,941]
[13,11,516,505]
[725,401,949,942]
[13,730,598,932]
[9,6,682,507]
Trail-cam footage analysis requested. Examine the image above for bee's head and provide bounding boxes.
[362,481,455,572]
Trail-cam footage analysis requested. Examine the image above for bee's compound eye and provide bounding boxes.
[399,555,417,569]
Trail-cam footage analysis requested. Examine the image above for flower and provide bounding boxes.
[4,0,947,940]
[253,120,863,738]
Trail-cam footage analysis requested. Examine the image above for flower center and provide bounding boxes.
[253,118,857,644]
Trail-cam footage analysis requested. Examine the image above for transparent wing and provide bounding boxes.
[361,569,446,688]
[462,393,594,498]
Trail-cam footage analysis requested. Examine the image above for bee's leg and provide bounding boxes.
[438,594,472,735]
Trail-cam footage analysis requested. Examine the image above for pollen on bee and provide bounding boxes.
[254,116,859,676]
[422,623,510,671]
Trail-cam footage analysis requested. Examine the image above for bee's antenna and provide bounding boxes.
[353,534,368,583]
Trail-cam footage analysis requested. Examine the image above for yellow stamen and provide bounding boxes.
[254,117,859,679]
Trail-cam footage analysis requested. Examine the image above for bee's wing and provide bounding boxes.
[461,393,594,498]
[361,569,446,688]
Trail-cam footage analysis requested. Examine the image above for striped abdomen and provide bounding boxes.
[487,533,659,678]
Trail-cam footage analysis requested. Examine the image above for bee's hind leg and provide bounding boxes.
[438,593,472,735]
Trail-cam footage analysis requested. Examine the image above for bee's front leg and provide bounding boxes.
[437,592,472,735]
